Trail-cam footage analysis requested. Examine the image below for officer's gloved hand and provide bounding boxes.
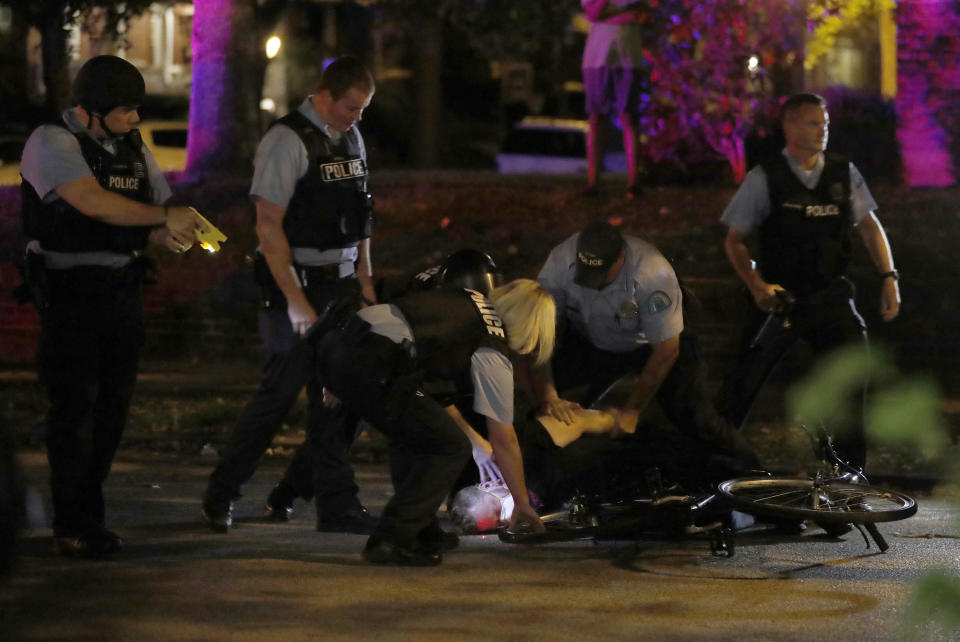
[471,439,502,484]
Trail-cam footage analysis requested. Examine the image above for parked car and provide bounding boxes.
[0,120,187,187]
[139,120,188,172]
[495,116,626,175]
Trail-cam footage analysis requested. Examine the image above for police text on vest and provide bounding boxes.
[465,289,506,338]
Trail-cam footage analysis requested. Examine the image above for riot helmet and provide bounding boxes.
[72,55,145,117]
[440,249,503,296]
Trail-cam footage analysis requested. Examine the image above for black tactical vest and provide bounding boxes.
[758,153,853,297]
[21,124,154,253]
[273,111,372,250]
[395,287,513,403]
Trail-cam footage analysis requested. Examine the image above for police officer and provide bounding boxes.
[534,220,759,467]
[314,278,552,565]
[263,248,504,520]
[716,93,900,470]
[202,56,378,533]
[19,55,205,558]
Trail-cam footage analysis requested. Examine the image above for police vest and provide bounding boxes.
[21,124,153,253]
[395,288,513,403]
[273,111,372,250]
[758,153,853,297]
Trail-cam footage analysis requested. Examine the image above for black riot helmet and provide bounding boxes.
[72,55,145,116]
[440,249,503,296]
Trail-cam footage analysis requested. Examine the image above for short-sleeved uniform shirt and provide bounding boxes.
[249,97,367,266]
[721,149,878,237]
[538,233,684,353]
[356,304,515,425]
[21,109,172,206]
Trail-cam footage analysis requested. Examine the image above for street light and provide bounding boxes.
[265,36,282,60]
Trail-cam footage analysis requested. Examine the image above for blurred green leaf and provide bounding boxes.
[786,344,893,430]
[901,572,960,640]
[867,378,949,458]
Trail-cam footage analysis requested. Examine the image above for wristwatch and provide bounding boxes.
[879,269,899,281]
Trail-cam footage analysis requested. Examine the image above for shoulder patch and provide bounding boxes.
[646,290,672,314]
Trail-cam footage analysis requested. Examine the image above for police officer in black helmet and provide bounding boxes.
[313,277,552,565]
[263,248,504,520]
[18,55,206,558]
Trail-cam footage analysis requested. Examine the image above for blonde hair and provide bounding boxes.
[489,278,555,366]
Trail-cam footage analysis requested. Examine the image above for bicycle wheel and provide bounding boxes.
[717,477,917,525]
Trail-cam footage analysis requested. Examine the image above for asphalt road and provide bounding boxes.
[2,449,958,641]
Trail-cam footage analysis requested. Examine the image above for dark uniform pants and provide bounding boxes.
[552,323,759,467]
[205,276,362,518]
[716,278,869,467]
[317,329,470,547]
[38,266,144,537]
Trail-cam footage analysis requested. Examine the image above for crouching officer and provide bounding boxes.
[312,279,552,565]
[202,56,377,534]
[18,55,205,558]
[263,248,504,519]
[534,220,760,469]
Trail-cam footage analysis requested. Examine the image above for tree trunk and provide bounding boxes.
[0,6,30,121]
[184,0,266,181]
[414,18,442,168]
[40,0,70,118]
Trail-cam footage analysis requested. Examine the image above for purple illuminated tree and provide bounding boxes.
[895,0,960,186]
[639,0,806,182]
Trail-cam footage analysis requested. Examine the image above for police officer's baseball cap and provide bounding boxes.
[574,221,624,289]
[72,55,145,115]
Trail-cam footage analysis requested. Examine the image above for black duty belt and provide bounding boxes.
[297,263,352,286]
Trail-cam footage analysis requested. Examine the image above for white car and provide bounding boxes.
[0,120,187,187]
[495,116,626,175]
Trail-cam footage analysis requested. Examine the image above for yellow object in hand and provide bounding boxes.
[191,207,228,252]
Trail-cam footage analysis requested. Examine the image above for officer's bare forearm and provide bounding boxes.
[445,405,484,446]
[255,198,307,307]
[625,337,679,413]
[486,419,534,509]
[356,238,375,302]
[56,176,166,226]
[724,227,767,292]
[857,212,896,273]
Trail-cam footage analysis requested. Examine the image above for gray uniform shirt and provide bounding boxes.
[250,98,367,267]
[356,304,514,425]
[538,233,684,352]
[721,149,878,236]
[21,109,172,205]
[20,110,172,267]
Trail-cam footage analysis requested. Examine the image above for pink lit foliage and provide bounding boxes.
[895,0,960,187]
[637,0,805,182]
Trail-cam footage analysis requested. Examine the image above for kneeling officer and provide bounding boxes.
[314,279,554,565]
